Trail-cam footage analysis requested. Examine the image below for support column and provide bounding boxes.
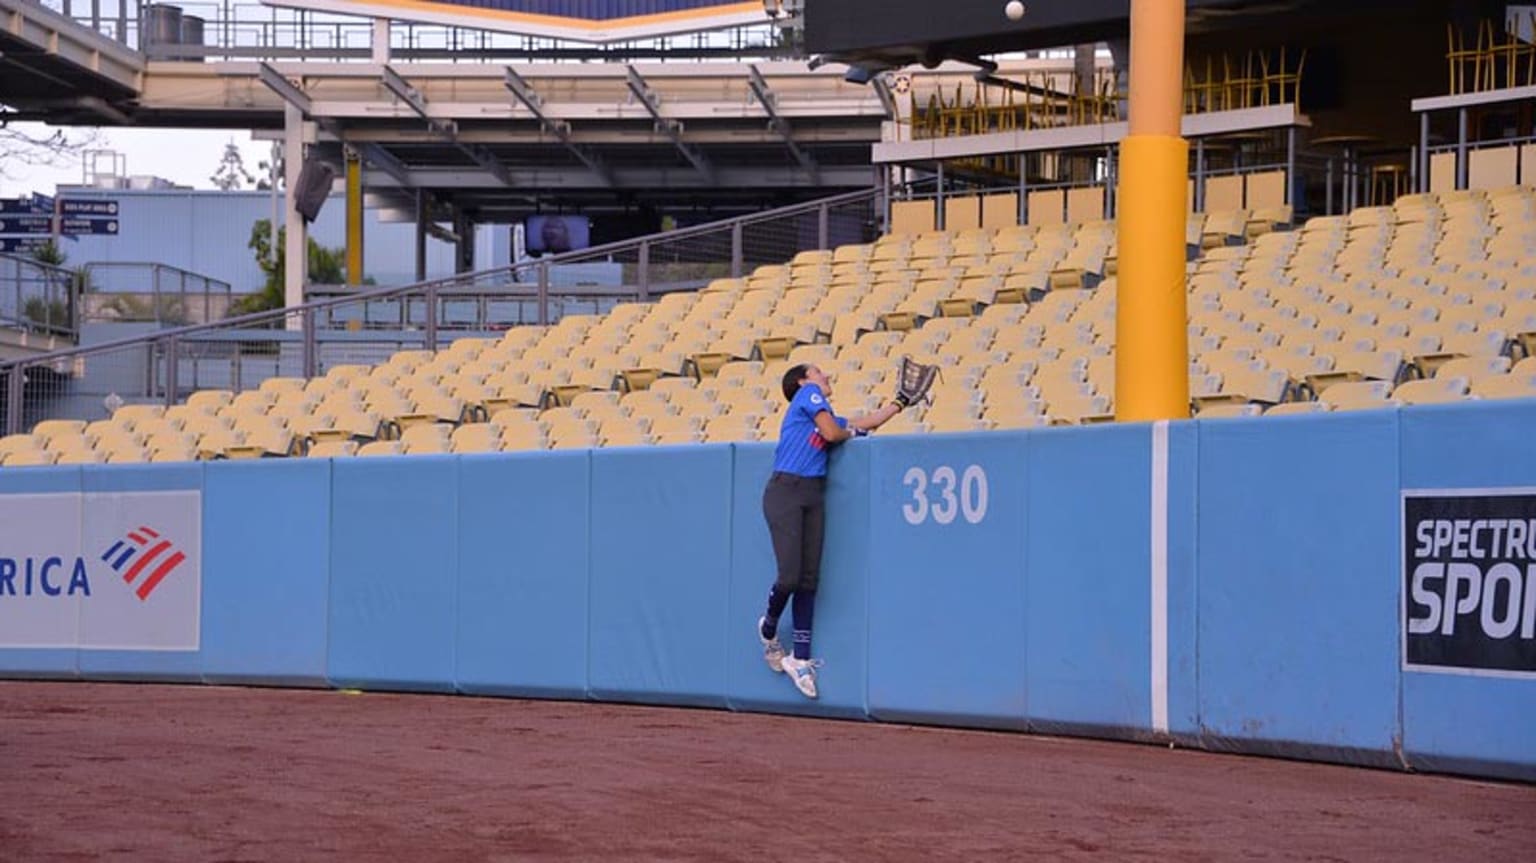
[1285,126,1296,206]
[1115,0,1190,422]
[371,18,391,65]
[282,103,307,315]
[1456,108,1469,190]
[414,189,428,282]
[935,162,946,231]
[1418,112,1430,193]
[345,148,364,285]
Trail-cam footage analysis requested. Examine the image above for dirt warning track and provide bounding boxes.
[1,682,1531,861]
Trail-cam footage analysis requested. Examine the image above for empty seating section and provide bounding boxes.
[3,186,1533,466]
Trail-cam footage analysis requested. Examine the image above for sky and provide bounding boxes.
[0,123,275,198]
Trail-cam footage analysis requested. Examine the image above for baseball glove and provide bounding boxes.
[893,355,940,409]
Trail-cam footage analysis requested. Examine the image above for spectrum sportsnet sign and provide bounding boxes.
[1403,489,1536,678]
[0,491,200,651]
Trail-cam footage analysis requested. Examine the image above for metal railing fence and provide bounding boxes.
[1,183,895,434]
[81,262,236,326]
[0,254,81,341]
[38,0,795,63]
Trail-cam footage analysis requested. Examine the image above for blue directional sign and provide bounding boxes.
[61,217,118,235]
[0,215,54,234]
[30,193,55,212]
[0,198,49,215]
[0,237,52,254]
[59,199,119,217]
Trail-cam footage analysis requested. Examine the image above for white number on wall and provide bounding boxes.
[960,465,989,524]
[902,465,988,525]
[901,466,928,525]
[930,466,959,524]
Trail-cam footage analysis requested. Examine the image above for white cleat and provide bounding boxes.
[780,655,822,699]
[758,618,786,673]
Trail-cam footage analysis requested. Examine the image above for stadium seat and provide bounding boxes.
[307,440,358,458]
[1393,376,1471,405]
[1319,380,1397,411]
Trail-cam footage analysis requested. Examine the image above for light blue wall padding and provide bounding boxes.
[6,400,1536,781]
[1164,421,1202,740]
[587,445,733,707]
[725,443,871,719]
[201,459,331,686]
[78,463,205,681]
[1024,424,1153,738]
[454,451,591,699]
[328,456,459,692]
[0,465,83,679]
[1197,410,1403,766]
[1398,401,1536,781]
[866,432,1028,729]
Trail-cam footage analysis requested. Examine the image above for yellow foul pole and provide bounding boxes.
[1115,0,1190,421]
[345,148,365,285]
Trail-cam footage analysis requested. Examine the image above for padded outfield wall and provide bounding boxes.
[0,402,1532,781]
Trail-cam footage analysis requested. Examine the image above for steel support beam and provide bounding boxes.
[382,64,511,186]
[503,67,615,186]
[257,62,312,115]
[625,65,714,180]
[747,64,817,176]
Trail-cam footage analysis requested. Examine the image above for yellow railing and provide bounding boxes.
[909,46,1306,148]
[909,70,1120,142]
[1183,48,1306,115]
[1447,15,1536,94]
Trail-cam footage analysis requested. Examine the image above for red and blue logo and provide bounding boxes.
[100,526,186,602]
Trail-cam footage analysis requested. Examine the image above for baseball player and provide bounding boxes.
[758,360,935,698]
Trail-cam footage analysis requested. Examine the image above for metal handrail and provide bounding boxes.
[39,0,794,64]
[1,183,893,369]
[0,252,82,341]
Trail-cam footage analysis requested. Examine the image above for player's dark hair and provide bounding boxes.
[781,364,809,402]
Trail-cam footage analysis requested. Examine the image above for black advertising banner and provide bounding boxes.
[1403,491,1536,677]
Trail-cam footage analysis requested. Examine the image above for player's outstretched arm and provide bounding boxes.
[848,401,902,433]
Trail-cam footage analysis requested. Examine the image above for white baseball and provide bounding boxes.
[1005,1,1025,21]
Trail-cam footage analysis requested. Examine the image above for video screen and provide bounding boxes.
[525,214,591,254]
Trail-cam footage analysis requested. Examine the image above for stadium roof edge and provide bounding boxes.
[257,0,768,43]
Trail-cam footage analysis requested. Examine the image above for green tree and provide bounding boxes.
[27,240,88,331]
[234,219,348,315]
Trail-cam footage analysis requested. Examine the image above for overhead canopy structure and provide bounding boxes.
[805,0,1502,146]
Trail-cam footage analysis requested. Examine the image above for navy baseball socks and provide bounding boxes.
[760,587,790,639]
[778,590,820,698]
[758,587,791,673]
[790,590,816,660]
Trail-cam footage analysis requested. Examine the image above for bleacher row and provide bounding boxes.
[1,185,1533,466]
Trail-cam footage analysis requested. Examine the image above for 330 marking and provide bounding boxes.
[901,465,988,525]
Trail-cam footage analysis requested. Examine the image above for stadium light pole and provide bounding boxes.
[1115,0,1190,421]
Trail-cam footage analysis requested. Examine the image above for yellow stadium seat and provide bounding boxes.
[307,440,359,458]
[400,424,453,453]
[1393,376,1471,405]
[1264,401,1332,417]
[358,441,404,457]
[31,419,86,441]
[449,424,501,454]
[0,433,45,459]
[1435,355,1512,382]
[1196,403,1263,419]
[1,448,57,467]
[113,404,166,428]
[1471,373,1536,401]
[1319,380,1397,411]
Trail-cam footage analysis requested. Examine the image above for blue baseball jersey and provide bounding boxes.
[772,383,848,477]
